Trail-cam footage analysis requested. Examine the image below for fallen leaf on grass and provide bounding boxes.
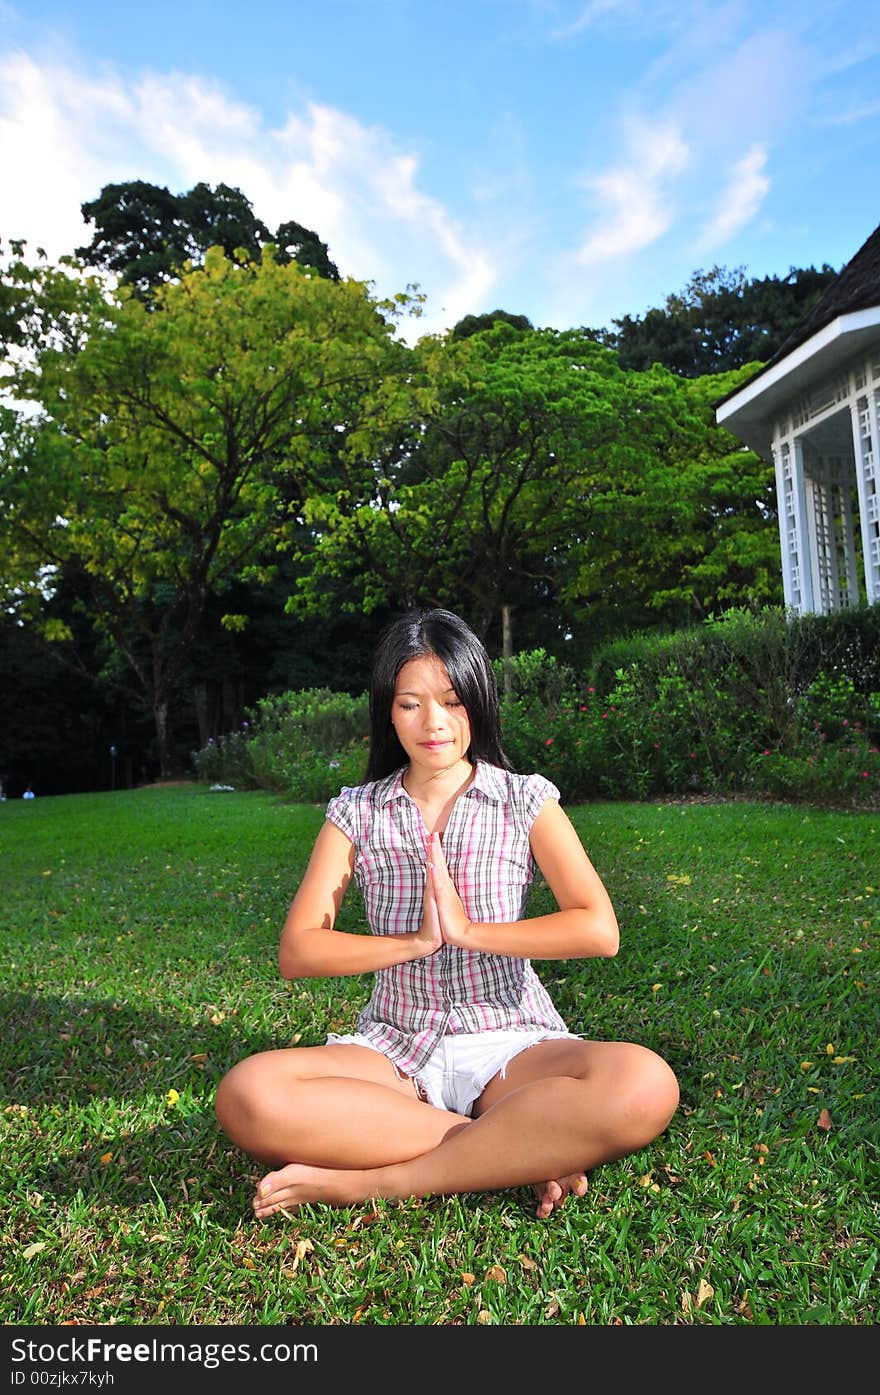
[817,1108,832,1131]
[477,1310,493,1324]
[696,1278,714,1309]
[485,1264,507,1284]
[350,1209,380,1231]
[461,1272,475,1286]
[99,1152,113,1166]
[291,1238,314,1271]
[22,1242,47,1259]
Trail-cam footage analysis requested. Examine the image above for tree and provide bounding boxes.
[559,363,782,646]
[288,324,694,658]
[586,263,839,376]
[451,309,534,340]
[289,323,783,665]
[0,244,418,775]
[77,180,339,297]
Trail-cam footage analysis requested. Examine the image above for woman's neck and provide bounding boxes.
[401,758,475,807]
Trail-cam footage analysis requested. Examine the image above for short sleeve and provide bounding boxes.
[325,787,357,844]
[522,772,561,827]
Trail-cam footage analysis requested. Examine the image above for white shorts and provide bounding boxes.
[326,1027,580,1117]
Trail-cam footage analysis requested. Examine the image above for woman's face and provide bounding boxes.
[390,653,472,773]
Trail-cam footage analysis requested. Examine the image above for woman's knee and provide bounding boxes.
[215,1052,281,1138]
[622,1047,679,1141]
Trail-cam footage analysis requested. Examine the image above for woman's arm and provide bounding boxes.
[279,819,441,979]
[427,799,619,960]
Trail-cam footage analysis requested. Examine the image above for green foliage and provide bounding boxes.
[583,262,839,376]
[291,324,779,650]
[581,606,880,807]
[451,308,534,340]
[77,179,339,296]
[1,241,417,775]
[193,606,880,811]
[193,688,369,801]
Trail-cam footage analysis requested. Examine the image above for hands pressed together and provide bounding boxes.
[414,830,472,957]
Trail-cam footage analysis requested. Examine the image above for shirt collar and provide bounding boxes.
[378,760,506,806]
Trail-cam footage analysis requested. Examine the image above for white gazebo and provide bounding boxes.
[716,224,880,615]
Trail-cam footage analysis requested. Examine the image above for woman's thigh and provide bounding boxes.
[220,1041,421,1101]
[472,1037,672,1117]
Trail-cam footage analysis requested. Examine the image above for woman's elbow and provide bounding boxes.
[591,912,620,958]
[278,937,310,980]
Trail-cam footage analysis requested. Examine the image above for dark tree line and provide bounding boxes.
[582,263,838,376]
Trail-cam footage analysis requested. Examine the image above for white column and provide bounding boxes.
[790,437,815,612]
[851,385,880,605]
[772,438,797,608]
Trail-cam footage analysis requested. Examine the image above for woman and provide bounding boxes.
[215,608,679,1218]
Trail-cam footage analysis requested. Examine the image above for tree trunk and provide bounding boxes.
[501,603,514,698]
[154,698,174,780]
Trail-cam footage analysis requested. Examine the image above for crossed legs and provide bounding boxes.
[215,1037,679,1219]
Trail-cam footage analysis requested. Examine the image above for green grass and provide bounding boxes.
[1,784,877,1326]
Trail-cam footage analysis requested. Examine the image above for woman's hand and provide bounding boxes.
[426,832,473,947]
[411,844,444,958]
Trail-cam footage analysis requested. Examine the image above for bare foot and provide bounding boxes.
[253,1163,367,1216]
[532,1172,588,1219]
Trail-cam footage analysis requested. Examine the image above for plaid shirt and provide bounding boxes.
[324,761,569,1074]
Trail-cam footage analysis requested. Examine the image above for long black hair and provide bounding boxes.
[365,608,514,781]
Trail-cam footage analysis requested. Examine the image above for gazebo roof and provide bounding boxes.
[716,221,880,455]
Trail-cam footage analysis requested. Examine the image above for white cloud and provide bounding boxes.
[0,51,494,339]
[698,143,770,248]
[572,118,689,264]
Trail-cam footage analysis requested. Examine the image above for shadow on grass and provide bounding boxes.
[1,990,291,1107]
[2,989,279,1222]
[26,1109,259,1222]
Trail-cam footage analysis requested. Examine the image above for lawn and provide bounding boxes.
[1,783,877,1327]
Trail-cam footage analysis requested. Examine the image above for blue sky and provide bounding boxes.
[1,0,878,341]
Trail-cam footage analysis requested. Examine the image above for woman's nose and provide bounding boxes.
[423,702,446,729]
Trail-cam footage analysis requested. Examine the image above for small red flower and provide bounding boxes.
[545,737,554,746]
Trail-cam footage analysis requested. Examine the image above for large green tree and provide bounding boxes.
[76,179,339,296]
[289,324,780,661]
[288,325,694,652]
[560,363,782,646]
[0,244,419,774]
